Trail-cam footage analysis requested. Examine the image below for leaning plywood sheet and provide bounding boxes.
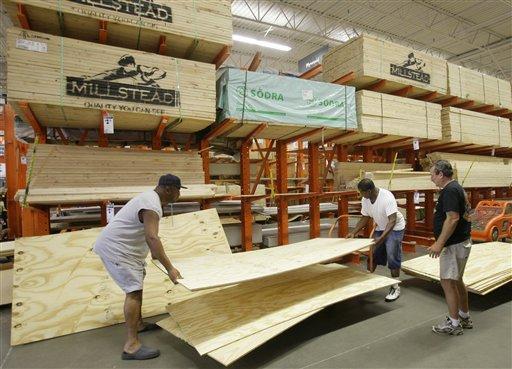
[402,242,512,295]
[4,0,232,63]
[323,35,448,95]
[427,152,512,188]
[356,90,442,139]
[11,209,230,345]
[441,107,512,148]
[161,238,374,291]
[7,27,215,132]
[167,264,397,355]
[158,310,320,366]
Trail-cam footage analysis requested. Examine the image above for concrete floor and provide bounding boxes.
[1,250,511,369]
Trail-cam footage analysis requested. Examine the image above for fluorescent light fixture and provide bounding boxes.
[233,34,291,51]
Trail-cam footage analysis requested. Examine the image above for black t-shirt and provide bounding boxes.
[433,181,471,246]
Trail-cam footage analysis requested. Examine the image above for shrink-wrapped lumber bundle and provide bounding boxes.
[441,107,512,147]
[323,35,448,95]
[447,63,512,109]
[427,152,512,188]
[7,27,215,132]
[356,90,442,139]
[215,67,357,139]
[4,0,232,63]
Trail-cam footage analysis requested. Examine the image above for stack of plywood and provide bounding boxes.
[427,152,512,188]
[4,0,232,64]
[402,242,512,295]
[334,162,412,189]
[323,35,448,95]
[16,144,219,204]
[447,63,512,109]
[356,90,442,139]
[7,27,215,132]
[441,107,512,147]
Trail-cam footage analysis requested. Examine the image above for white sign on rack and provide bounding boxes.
[414,191,420,204]
[106,202,115,223]
[0,163,6,178]
[16,39,48,53]
[103,115,114,134]
[412,138,420,151]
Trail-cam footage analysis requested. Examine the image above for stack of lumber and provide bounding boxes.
[441,107,512,147]
[349,170,437,191]
[10,209,232,345]
[402,242,512,295]
[334,162,412,189]
[356,90,442,139]
[4,0,232,63]
[427,152,512,188]
[16,144,219,204]
[7,27,215,132]
[447,63,512,109]
[323,35,448,95]
[216,67,357,139]
[158,263,396,365]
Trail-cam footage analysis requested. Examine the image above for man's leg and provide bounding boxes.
[124,290,143,353]
[384,231,403,302]
[456,280,469,313]
[440,279,459,320]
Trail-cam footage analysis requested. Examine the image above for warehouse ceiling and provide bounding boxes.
[230,0,512,79]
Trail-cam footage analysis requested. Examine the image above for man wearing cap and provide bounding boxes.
[94,174,186,360]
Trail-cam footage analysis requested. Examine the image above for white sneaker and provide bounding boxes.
[385,286,400,302]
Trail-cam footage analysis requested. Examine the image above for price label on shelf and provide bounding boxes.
[106,202,115,223]
[103,115,114,134]
[412,138,420,151]
[414,191,420,204]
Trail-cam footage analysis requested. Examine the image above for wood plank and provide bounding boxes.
[154,238,374,291]
[167,264,397,355]
[401,242,512,295]
[0,241,15,257]
[10,209,231,345]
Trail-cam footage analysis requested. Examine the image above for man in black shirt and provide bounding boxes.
[428,160,472,336]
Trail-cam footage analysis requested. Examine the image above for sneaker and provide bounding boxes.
[384,286,400,302]
[459,315,473,329]
[432,316,463,336]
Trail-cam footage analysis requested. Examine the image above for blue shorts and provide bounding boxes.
[373,229,404,270]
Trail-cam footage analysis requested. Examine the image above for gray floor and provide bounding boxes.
[1,250,511,369]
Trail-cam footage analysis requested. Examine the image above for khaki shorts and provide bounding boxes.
[100,255,146,294]
[440,239,472,280]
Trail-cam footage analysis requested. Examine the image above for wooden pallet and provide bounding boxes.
[4,0,232,64]
[7,27,215,132]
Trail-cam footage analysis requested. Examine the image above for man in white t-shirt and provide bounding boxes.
[347,178,406,302]
[94,174,184,360]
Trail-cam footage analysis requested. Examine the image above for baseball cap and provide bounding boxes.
[158,174,188,189]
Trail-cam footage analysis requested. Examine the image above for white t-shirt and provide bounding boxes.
[94,190,163,264]
[361,188,405,231]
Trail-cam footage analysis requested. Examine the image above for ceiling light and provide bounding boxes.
[233,34,291,51]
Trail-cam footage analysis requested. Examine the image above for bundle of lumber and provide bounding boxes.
[10,209,232,345]
[356,90,442,139]
[402,242,512,295]
[427,152,512,188]
[16,144,219,204]
[7,27,215,132]
[334,162,412,189]
[216,67,357,140]
[4,0,232,63]
[347,170,437,191]
[447,63,512,109]
[323,35,448,95]
[441,107,512,147]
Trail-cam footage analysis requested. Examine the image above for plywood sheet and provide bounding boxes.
[11,209,231,345]
[168,238,374,291]
[167,264,397,355]
[157,310,320,366]
[0,241,15,257]
[402,242,512,295]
